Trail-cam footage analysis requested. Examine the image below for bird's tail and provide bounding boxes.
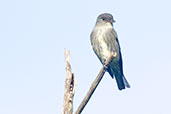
[115,75,130,90]
[107,65,130,90]
[122,76,130,88]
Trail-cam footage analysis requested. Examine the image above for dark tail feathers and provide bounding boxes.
[115,75,130,90]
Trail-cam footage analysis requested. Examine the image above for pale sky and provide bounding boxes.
[0,0,171,114]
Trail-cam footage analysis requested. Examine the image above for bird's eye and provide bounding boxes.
[102,18,105,21]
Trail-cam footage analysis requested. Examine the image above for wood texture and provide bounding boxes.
[63,49,75,114]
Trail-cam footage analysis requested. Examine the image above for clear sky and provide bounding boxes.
[0,0,171,114]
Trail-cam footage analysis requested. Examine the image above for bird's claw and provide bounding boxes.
[103,64,108,69]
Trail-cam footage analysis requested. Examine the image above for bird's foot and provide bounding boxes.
[103,64,108,69]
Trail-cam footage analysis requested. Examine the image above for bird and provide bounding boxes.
[90,13,130,90]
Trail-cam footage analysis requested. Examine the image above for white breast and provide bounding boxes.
[94,24,113,59]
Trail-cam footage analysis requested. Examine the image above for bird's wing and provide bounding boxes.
[115,36,124,75]
[107,29,124,76]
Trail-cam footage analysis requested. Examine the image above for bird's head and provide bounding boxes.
[96,13,115,26]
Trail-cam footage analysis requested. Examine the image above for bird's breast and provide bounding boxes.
[92,26,120,62]
[95,28,113,61]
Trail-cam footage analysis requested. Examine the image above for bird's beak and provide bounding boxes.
[110,19,115,24]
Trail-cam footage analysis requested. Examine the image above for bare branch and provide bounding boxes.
[63,49,75,114]
[75,52,117,114]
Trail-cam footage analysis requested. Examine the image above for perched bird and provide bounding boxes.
[90,13,130,90]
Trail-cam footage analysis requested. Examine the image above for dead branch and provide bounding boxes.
[63,49,75,114]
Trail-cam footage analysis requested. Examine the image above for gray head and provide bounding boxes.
[96,13,115,25]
